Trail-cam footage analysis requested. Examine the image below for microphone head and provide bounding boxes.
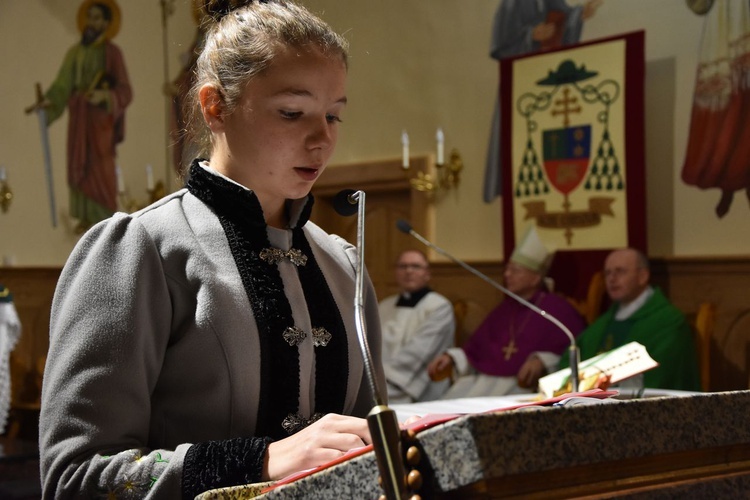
[396,219,413,234]
[333,189,358,216]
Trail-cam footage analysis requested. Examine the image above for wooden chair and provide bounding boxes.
[693,302,716,392]
[564,270,606,325]
[5,354,46,440]
[452,298,487,349]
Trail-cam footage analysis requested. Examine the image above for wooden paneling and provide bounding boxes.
[430,256,750,392]
[0,267,59,423]
[4,260,744,395]
[651,256,750,392]
[311,156,436,301]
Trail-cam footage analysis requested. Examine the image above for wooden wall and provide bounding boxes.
[0,257,747,433]
[0,267,59,439]
[427,256,750,392]
[0,268,58,410]
[650,256,750,392]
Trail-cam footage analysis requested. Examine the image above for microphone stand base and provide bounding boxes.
[368,405,406,500]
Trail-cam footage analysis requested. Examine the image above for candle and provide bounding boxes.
[401,130,410,169]
[436,127,445,165]
[146,164,154,191]
[116,165,125,194]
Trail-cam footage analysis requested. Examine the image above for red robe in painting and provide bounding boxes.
[45,40,132,222]
[682,2,750,217]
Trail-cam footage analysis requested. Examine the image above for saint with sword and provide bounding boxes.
[25,0,132,233]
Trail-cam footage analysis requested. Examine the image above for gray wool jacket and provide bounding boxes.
[39,180,383,499]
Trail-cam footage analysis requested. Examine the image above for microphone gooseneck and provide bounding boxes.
[348,190,384,404]
[338,190,406,500]
[395,219,580,393]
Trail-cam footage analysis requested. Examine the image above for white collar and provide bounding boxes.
[615,286,653,321]
[198,160,250,191]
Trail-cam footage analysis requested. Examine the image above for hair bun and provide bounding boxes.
[203,0,270,23]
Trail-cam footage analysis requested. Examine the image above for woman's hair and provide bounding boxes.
[185,0,349,160]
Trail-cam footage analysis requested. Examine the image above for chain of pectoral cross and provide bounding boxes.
[503,301,539,361]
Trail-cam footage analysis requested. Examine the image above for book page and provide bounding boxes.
[538,341,659,398]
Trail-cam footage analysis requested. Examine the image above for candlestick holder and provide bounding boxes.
[404,148,463,196]
[118,180,166,213]
[0,177,12,213]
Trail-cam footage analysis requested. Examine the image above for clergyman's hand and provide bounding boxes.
[427,353,454,382]
[517,355,546,389]
[263,413,371,481]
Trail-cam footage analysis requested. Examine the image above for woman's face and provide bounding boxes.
[212,45,347,208]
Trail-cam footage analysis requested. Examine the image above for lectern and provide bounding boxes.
[198,390,750,498]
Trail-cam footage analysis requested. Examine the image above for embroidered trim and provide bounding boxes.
[282,326,306,346]
[181,436,272,498]
[281,412,325,435]
[186,160,349,439]
[259,247,308,266]
[312,327,332,347]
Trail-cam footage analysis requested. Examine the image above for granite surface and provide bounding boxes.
[196,390,750,499]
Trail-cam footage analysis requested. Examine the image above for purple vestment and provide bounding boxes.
[462,291,586,376]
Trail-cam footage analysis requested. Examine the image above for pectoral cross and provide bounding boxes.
[502,339,518,361]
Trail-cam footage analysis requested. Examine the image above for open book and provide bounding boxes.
[538,341,659,398]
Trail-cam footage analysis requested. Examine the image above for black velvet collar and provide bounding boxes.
[395,286,432,307]
[187,160,348,439]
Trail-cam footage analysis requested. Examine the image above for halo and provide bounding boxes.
[77,0,122,41]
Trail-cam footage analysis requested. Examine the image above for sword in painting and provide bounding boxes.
[24,82,57,228]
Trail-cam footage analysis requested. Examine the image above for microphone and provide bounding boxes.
[332,188,358,217]
[336,189,406,500]
[396,219,580,393]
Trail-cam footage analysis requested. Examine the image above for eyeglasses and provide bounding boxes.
[396,263,427,271]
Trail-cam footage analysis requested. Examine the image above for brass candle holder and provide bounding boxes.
[118,180,166,213]
[404,148,464,196]
[0,169,12,213]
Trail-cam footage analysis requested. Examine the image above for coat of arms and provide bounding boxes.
[513,58,625,246]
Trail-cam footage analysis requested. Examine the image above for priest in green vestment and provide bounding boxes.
[560,248,700,391]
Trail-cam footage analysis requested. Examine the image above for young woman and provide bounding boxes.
[39,1,384,498]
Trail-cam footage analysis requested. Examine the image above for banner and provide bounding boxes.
[501,31,646,299]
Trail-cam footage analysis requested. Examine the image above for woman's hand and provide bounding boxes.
[263,413,371,481]
[402,415,422,426]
